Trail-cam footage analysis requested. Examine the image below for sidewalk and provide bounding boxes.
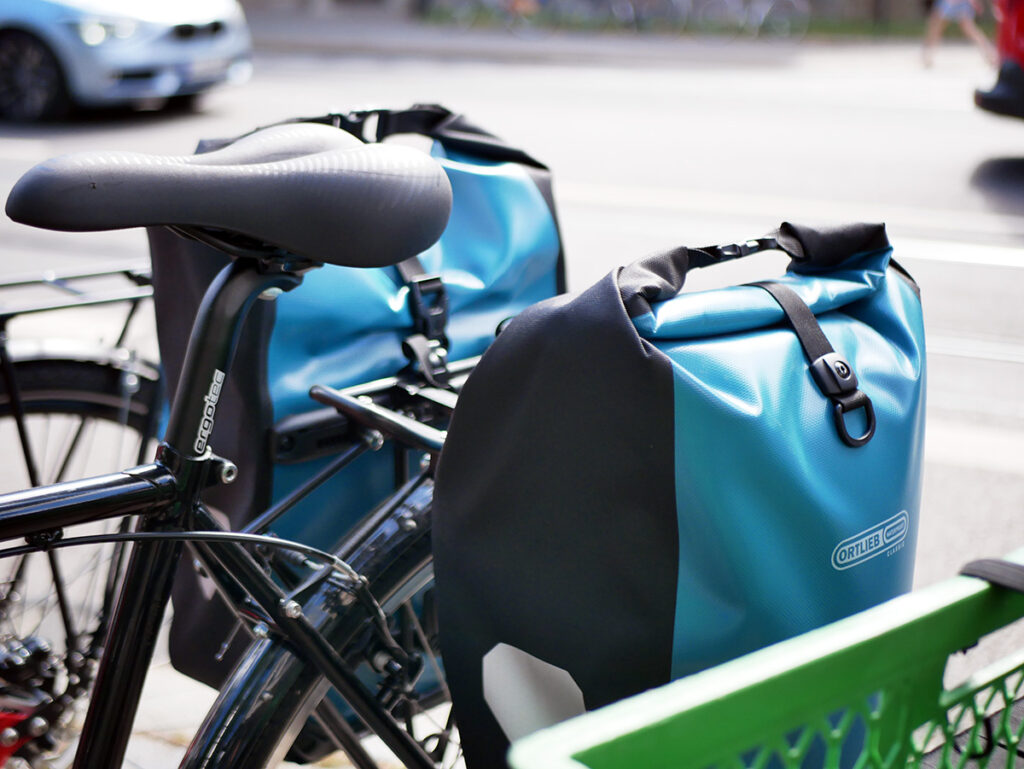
[243,1,821,67]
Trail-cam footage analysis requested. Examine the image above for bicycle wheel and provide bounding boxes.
[424,0,482,28]
[0,30,72,122]
[632,0,689,32]
[692,0,745,37]
[757,0,809,38]
[181,476,459,769]
[0,352,162,767]
[553,0,620,30]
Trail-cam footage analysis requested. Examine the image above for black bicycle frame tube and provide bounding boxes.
[71,259,303,769]
[0,465,176,539]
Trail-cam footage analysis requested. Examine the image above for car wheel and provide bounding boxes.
[0,30,72,121]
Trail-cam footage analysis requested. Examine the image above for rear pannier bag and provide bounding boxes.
[433,223,925,768]
[147,105,564,687]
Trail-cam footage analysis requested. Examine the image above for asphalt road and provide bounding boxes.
[0,34,1022,764]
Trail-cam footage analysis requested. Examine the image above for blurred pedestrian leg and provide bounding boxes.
[923,0,998,67]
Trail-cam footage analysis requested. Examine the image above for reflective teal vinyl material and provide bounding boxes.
[633,246,926,680]
[265,146,561,545]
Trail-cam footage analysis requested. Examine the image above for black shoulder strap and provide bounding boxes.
[750,281,833,362]
[961,559,1024,593]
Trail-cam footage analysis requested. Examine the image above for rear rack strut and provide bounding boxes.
[0,264,152,322]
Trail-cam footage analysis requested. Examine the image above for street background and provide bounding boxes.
[1,5,1023,765]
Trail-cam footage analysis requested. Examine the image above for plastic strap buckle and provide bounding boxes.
[325,109,383,141]
[407,274,449,345]
[704,237,779,261]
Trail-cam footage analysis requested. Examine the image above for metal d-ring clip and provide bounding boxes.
[832,391,876,448]
[810,352,875,448]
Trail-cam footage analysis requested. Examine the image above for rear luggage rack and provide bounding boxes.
[309,385,447,456]
[0,264,152,323]
[269,356,479,464]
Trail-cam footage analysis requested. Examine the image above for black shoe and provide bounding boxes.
[976,60,1024,118]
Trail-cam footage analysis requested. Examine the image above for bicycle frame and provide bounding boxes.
[0,254,441,769]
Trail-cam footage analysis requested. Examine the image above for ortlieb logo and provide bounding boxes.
[831,511,909,571]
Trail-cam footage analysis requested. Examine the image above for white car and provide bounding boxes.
[0,0,252,121]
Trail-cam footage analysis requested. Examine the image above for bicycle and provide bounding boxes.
[691,0,810,38]
[0,117,475,769]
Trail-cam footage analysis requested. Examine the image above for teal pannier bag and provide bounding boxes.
[147,105,565,691]
[433,222,925,769]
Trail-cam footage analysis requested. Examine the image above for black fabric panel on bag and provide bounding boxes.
[433,271,678,769]
[147,227,276,687]
[617,246,694,318]
[777,221,890,271]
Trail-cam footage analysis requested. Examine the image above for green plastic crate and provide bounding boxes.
[508,550,1024,769]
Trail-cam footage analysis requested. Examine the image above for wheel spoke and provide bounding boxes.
[46,551,79,654]
[53,416,88,484]
[403,603,451,704]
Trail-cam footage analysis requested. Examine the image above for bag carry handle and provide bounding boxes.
[619,222,890,318]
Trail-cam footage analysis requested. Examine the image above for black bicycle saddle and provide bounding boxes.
[5,122,452,269]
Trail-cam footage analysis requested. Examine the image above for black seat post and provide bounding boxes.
[162,257,305,457]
